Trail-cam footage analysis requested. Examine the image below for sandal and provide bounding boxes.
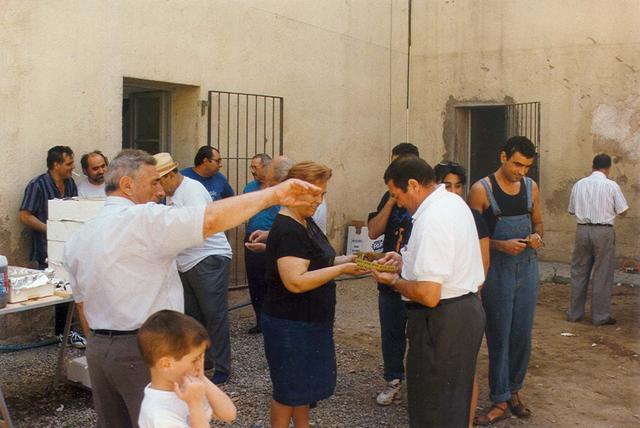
[508,392,531,418]
[474,402,509,426]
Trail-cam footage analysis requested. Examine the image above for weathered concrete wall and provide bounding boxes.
[0,0,410,265]
[408,0,640,263]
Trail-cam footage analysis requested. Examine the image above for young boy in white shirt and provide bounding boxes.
[137,310,237,428]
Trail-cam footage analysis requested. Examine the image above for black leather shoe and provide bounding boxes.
[595,317,616,326]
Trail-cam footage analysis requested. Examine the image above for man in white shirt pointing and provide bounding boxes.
[64,149,321,428]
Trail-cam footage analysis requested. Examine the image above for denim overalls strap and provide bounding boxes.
[523,177,533,211]
[480,178,502,216]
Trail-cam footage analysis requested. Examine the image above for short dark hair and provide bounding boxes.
[80,150,108,172]
[434,161,467,185]
[392,142,419,158]
[592,153,612,170]
[194,146,219,166]
[47,146,74,170]
[502,136,536,160]
[137,310,210,368]
[384,156,435,191]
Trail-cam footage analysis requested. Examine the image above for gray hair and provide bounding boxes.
[104,149,157,193]
[271,156,295,183]
[252,153,272,167]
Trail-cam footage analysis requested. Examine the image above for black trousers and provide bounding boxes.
[244,241,267,327]
[406,293,485,428]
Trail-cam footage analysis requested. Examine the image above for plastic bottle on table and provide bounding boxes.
[0,255,8,308]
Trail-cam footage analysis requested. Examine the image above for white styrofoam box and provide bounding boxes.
[48,198,104,222]
[47,220,84,242]
[8,281,54,303]
[67,356,92,388]
[48,241,65,263]
[346,225,384,255]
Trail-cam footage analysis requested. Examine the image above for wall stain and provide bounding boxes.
[586,37,597,44]
[545,178,577,215]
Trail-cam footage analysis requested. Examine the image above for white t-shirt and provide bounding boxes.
[167,177,232,272]
[138,384,212,428]
[76,177,106,199]
[401,185,485,300]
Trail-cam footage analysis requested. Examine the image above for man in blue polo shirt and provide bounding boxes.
[181,146,234,201]
[19,145,86,348]
[243,153,276,334]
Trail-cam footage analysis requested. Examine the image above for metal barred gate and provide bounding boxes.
[207,90,284,287]
[505,102,541,184]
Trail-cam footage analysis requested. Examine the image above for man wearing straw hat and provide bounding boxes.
[64,149,321,428]
[154,152,233,385]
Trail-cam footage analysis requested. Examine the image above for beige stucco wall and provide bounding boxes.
[1,0,637,266]
[408,0,639,263]
[0,0,410,263]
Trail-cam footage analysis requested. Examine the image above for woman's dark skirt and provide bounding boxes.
[261,312,336,406]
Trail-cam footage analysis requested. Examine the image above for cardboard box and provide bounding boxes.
[67,356,92,388]
[346,222,384,255]
[47,220,84,242]
[48,198,104,222]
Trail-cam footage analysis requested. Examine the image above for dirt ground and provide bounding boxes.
[334,278,640,427]
[1,277,638,427]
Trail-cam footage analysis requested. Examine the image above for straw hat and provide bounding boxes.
[153,152,179,178]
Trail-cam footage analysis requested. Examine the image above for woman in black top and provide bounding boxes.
[262,161,368,428]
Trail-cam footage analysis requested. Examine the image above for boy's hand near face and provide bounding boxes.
[174,376,209,428]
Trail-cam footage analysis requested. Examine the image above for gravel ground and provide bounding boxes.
[0,279,408,427]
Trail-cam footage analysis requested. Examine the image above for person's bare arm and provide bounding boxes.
[372,270,442,307]
[200,375,237,422]
[479,237,490,277]
[19,210,46,233]
[278,257,366,294]
[367,196,396,239]
[526,181,544,250]
[75,302,90,338]
[202,179,319,238]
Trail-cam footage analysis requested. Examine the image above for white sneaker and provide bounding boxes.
[376,379,401,406]
[59,331,87,349]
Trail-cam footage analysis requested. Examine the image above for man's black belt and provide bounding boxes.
[579,223,613,227]
[405,292,475,310]
[92,329,139,336]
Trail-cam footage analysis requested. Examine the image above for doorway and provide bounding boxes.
[122,84,171,154]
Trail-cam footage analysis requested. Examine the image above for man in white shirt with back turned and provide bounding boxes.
[63,149,321,428]
[567,153,628,325]
[153,152,233,385]
[373,156,485,428]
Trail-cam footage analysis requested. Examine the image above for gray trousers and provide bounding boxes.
[406,294,485,428]
[179,255,231,375]
[568,224,616,324]
[85,333,150,428]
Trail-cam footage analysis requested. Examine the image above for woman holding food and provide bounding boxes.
[261,161,368,428]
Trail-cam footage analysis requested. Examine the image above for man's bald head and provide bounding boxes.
[266,156,295,186]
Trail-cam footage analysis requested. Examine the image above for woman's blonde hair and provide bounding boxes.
[285,161,332,184]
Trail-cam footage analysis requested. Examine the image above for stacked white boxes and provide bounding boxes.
[47,198,105,281]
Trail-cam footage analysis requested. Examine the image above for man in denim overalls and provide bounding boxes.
[469,136,544,425]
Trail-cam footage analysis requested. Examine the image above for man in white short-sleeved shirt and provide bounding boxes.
[77,150,107,198]
[567,153,628,325]
[64,149,322,428]
[373,156,485,428]
[154,152,233,385]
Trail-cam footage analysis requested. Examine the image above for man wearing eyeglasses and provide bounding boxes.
[182,146,235,201]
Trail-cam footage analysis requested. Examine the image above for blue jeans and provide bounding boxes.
[483,247,539,403]
[378,287,407,382]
